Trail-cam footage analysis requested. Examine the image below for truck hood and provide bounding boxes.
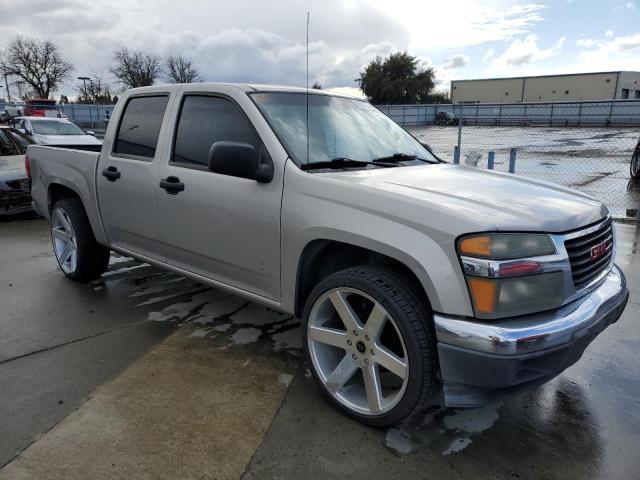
[323,164,608,232]
[34,134,102,146]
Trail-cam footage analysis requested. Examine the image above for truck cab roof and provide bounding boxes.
[125,82,358,99]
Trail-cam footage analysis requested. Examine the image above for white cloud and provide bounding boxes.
[0,0,575,98]
[576,38,596,48]
[576,33,640,70]
[370,1,546,50]
[605,30,614,38]
[485,34,565,74]
[627,1,635,9]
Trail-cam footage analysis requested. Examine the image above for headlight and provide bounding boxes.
[458,233,555,259]
[458,233,564,319]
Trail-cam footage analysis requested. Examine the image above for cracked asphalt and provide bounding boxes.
[1,215,639,480]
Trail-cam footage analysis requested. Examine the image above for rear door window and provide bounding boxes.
[113,95,169,160]
[172,95,260,167]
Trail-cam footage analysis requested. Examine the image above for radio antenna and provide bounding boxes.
[306,11,310,166]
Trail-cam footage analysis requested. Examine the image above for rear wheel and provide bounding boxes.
[302,266,439,427]
[631,150,640,180]
[51,198,110,282]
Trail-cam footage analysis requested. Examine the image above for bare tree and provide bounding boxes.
[75,75,115,104]
[109,48,162,89]
[165,54,201,83]
[0,36,73,99]
[11,79,35,100]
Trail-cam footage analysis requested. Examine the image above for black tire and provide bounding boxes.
[302,265,439,427]
[631,151,640,181]
[51,198,110,282]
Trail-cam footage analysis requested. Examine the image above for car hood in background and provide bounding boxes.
[33,134,102,146]
[0,155,28,185]
[322,163,608,233]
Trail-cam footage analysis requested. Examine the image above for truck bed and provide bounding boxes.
[28,144,108,245]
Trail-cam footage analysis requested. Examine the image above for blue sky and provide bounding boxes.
[424,0,640,84]
[0,0,639,96]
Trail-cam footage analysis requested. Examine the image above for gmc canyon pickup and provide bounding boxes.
[28,84,629,426]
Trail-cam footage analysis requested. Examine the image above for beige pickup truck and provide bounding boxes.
[27,83,628,426]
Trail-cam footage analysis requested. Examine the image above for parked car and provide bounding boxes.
[14,117,102,151]
[0,126,33,216]
[28,84,628,426]
[435,111,458,126]
[5,102,25,118]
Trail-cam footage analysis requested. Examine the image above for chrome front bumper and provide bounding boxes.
[434,265,628,407]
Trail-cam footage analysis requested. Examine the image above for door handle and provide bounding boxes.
[102,166,121,182]
[159,176,185,195]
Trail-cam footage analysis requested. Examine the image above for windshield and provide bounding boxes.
[251,92,436,167]
[31,120,85,136]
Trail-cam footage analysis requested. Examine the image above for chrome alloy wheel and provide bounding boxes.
[51,208,78,274]
[307,288,409,416]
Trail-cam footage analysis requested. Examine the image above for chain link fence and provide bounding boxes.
[377,101,640,220]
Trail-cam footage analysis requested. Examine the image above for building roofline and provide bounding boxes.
[451,71,638,83]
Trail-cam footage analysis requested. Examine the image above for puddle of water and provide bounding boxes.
[278,373,294,386]
[442,437,472,455]
[231,328,261,345]
[384,402,503,456]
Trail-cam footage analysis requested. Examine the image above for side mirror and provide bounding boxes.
[208,141,273,182]
[85,130,96,136]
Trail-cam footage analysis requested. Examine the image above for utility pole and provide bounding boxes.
[3,72,10,102]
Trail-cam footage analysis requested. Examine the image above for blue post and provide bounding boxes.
[453,145,460,164]
[488,151,495,170]
[509,148,517,173]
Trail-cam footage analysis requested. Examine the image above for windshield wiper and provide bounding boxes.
[301,157,398,171]
[371,153,431,164]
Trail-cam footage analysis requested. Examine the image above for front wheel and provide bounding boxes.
[302,266,439,427]
[51,198,110,282]
[631,150,640,180]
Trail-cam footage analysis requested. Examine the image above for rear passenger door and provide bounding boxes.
[156,90,283,301]
[97,93,172,261]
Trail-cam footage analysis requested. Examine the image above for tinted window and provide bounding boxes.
[6,130,31,151]
[114,95,169,159]
[173,96,259,166]
[0,131,21,156]
[31,120,85,136]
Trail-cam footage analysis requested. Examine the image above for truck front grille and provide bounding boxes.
[564,218,614,289]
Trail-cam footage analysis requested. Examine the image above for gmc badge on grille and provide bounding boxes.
[590,241,608,260]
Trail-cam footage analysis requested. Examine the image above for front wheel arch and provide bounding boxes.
[294,239,433,319]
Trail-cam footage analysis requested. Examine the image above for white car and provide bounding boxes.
[15,117,102,150]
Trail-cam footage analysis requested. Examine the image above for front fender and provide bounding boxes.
[280,165,473,317]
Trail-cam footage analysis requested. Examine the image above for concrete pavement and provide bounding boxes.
[1,215,639,479]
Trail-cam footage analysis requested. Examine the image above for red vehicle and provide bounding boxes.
[24,99,60,118]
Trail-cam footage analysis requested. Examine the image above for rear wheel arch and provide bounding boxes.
[48,183,81,214]
[294,239,433,318]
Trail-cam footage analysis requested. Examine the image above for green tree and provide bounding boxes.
[359,51,445,104]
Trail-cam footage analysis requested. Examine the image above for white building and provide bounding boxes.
[451,71,640,103]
